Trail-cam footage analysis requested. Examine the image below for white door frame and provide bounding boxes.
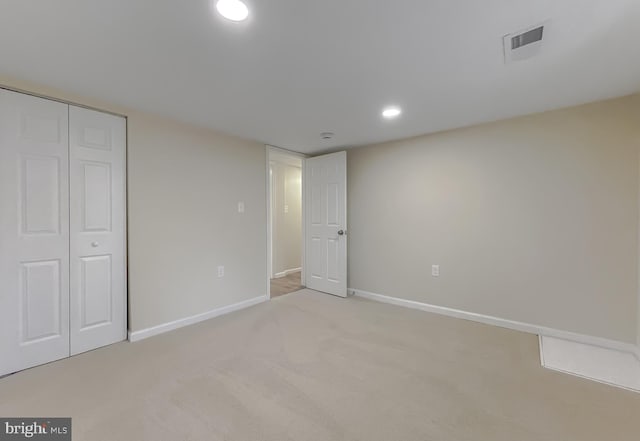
[266,145,307,299]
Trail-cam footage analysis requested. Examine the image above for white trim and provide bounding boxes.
[265,144,307,159]
[352,288,640,391]
[538,335,545,365]
[266,147,272,295]
[0,84,127,118]
[128,295,268,342]
[123,117,129,346]
[274,267,302,279]
[540,335,640,392]
[351,288,637,353]
[300,157,306,287]
[637,145,640,349]
[267,159,274,280]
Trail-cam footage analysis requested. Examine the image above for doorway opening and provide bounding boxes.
[267,147,305,298]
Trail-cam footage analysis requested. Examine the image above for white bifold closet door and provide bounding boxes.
[69,105,126,356]
[0,89,126,377]
[0,90,71,375]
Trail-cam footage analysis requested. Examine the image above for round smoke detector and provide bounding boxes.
[320,132,335,140]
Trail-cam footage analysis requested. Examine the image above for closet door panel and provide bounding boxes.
[69,106,126,355]
[0,89,70,376]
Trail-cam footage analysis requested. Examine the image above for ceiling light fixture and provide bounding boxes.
[215,0,249,22]
[382,106,402,119]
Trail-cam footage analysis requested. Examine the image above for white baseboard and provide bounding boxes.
[540,335,640,392]
[274,267,302,279]
[351,288,640,392]
[128,295,269,342]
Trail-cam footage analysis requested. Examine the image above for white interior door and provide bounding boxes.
[69,106,126,355]
[0,89,70,376]
[304,151,347,297]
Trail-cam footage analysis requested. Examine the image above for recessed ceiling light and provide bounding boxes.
[382,106,402,119]
[215,0,249,22]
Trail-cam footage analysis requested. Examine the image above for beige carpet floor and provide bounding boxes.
[270,271,303,298]
[0,289,639,441]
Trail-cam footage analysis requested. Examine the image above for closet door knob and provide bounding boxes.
[91,242,99,247]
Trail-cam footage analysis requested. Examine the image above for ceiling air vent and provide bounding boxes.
[504,21,549,64]
[511,26,544,50]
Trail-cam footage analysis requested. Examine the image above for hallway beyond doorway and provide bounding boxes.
[270,271,303,298]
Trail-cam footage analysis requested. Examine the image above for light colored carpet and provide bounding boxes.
[0,289,639,440]
[270,271,303,298]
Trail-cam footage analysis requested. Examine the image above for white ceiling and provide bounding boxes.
[1,0,639,155]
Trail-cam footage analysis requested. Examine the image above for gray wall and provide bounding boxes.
[348,95,640,343]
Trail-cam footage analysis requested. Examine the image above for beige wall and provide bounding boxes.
[348,95,640,343]
[127,114,266,331]
[271,161,302,276]
[3,74,639,344]
[0,75,267,333]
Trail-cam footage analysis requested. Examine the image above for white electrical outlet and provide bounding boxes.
[217,265,225,278]
[237,201,245,213]
[431,265,440,277]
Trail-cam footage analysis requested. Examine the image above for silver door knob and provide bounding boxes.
[91,242,99,247]
[337,230,345,236]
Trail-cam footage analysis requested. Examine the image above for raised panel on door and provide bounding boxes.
[19,260,63,343]
[80,255,112,329]
[304,151,347,297]
[327,183,339,226]
[326,238,340,283]
[0,89,70,376]
[20,156,61,235]
[310,236,324,281]
[81,161,112,231]
[69,106,126,356]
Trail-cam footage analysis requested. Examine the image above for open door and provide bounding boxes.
[304,151,347,297]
